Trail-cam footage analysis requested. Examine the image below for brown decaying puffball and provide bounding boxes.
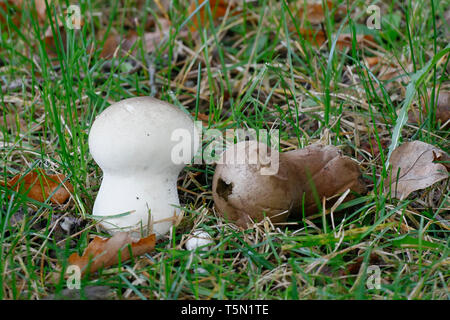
[212,141,367,228]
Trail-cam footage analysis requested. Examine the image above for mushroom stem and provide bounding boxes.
[93,172,180,235]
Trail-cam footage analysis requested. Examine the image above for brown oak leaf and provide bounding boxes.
[68,232,156,276]
[386,141,449,200]
[5,168,73,204]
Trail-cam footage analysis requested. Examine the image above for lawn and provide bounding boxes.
[0,0,449,300]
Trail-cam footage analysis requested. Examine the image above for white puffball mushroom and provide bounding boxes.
[185,231,214,251]
[89,97,200,238]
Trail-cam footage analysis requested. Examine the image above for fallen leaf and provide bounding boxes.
[188,0,237,32]
[28,0,47,24]
[0,0,21,26]
[144,24,170,53]
[0,0,48,26]
[360,137,389,159]
[436,91,450,123]
[433,150,450,171]
[99,30,138,59]
[364,56,380,68]
[191,112,215,125]
[386,141,449,200]
[333,33,376,49]
[368,60,411,95]
[212,141,367,227]
[343,252,382,275]
[68,232,156,275]
[294,28,376,49]
[293,0,333,24]
[409,91,450,126]
[99,19,170,59]
[5,168,73,204]
[43,22,66,59]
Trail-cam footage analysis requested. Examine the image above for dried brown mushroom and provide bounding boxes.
[212,141,366,227]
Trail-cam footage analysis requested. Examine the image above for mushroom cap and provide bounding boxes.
[89,97,198,174]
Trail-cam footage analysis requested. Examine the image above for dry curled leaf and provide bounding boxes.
[433,150,450,171]
[43,21,66,59]
[68,232,156,276]
[99,30,138,59]
[28,0,48,24]
[188,0,237,32]
[212,141,367,227]
[0,1,21,26]
[436,91,450,123]
[387,141,449,200]
[334,33,375,49]
[1,0,47,26]
[364,56,380,68]
[99,19,170,59]
[293,28,375,49]
[409,91,450,126]
[359,137,389,159]
[293,0,333,24]
[144,22,171,53]
[343,252,382,275]
[4,168,73,204]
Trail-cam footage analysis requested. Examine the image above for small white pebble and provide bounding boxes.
[185,231,214,251]
[60,217,76,233]
[195,267,208,275]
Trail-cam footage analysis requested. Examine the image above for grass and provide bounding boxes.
[0,0,449,300]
